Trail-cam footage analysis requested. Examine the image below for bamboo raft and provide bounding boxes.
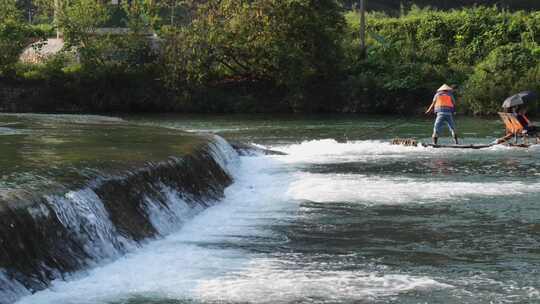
[391,138,532,149]
[390,112,540,149]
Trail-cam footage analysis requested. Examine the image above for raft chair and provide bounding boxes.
[498,112,530,145]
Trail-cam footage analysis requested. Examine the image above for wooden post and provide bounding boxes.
[359,0,366,59]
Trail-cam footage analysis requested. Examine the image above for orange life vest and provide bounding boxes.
[434,93,455,112]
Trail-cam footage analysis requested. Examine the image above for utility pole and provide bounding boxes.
[170,0,176,26]
[359,0,366,59]
[54,0,60,38]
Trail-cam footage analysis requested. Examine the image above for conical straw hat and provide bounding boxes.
[437,84,453,92]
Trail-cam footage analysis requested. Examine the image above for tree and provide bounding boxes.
[0,0,30,76]
[56,0,108,49]
[463,43,540,114]
[119,0,160,69]
[162,0,346,111]
[122,0,158,33]
[32,0,55,24]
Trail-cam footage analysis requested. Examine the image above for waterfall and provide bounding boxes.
[0,136,238,304]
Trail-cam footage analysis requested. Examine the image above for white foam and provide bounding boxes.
[0,270,30,304]
[46,188,132,261]
[143,185,203,235]
[446,274,540,302]
[15,155,285,304]
[16,151,452,304]
[0,127,24,135]
[271,139,537,164]
[27,137,540,303]
[208,135,240,176]
[6,136,242,304]
[287,173,540,205]
[195,258,451,303]
[275,139,417,163]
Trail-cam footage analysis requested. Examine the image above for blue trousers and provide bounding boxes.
[433,113,456,137]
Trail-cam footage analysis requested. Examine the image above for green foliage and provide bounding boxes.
[122,0,159,32]
[338,0,540,14]
[29,23,56,37]
[31,0,55,24]
[16,53,74,81]
[0,0,32,76]
[56,0,108,49]
[342,6,540,115]
[162,0,346,111]
[4,2,540,114]
[50,0,158,71]
[462,43,540,115]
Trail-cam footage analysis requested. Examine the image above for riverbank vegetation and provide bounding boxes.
[1,0,539,114]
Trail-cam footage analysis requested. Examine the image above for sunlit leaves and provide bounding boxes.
[162,0,345,98]
[0,0,30,76]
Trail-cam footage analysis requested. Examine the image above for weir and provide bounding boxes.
[0,115,238,304]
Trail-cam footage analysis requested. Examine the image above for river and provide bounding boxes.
[11,114,540,303]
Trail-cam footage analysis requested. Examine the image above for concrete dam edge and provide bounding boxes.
[0,135,239,304]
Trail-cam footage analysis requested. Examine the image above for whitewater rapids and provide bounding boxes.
[15,139,540,304]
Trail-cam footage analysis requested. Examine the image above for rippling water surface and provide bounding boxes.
[18,115,540,304]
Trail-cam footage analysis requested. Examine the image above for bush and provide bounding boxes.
[29,23,56,37]
[17,53,75,81]
[161,0,347,112]
[341,6,540,115]
[462,43,540,115]
[4,2,540,114]
[0,0,34,77]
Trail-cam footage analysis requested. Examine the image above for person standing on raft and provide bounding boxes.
[425,84,459,145]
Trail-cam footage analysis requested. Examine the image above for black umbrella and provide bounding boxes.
[518,91,537,103]
[502,91,538,108]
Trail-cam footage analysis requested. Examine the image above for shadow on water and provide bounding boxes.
[281,199,540,264]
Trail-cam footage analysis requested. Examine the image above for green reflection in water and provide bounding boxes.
[124,113,504,144]
[0,114,205,194]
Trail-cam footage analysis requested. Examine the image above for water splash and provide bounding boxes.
[272,139,537,164]
[14,145,454,304]
[1,136,237,304]
[288,173,540,205]
[195,258,452,303]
